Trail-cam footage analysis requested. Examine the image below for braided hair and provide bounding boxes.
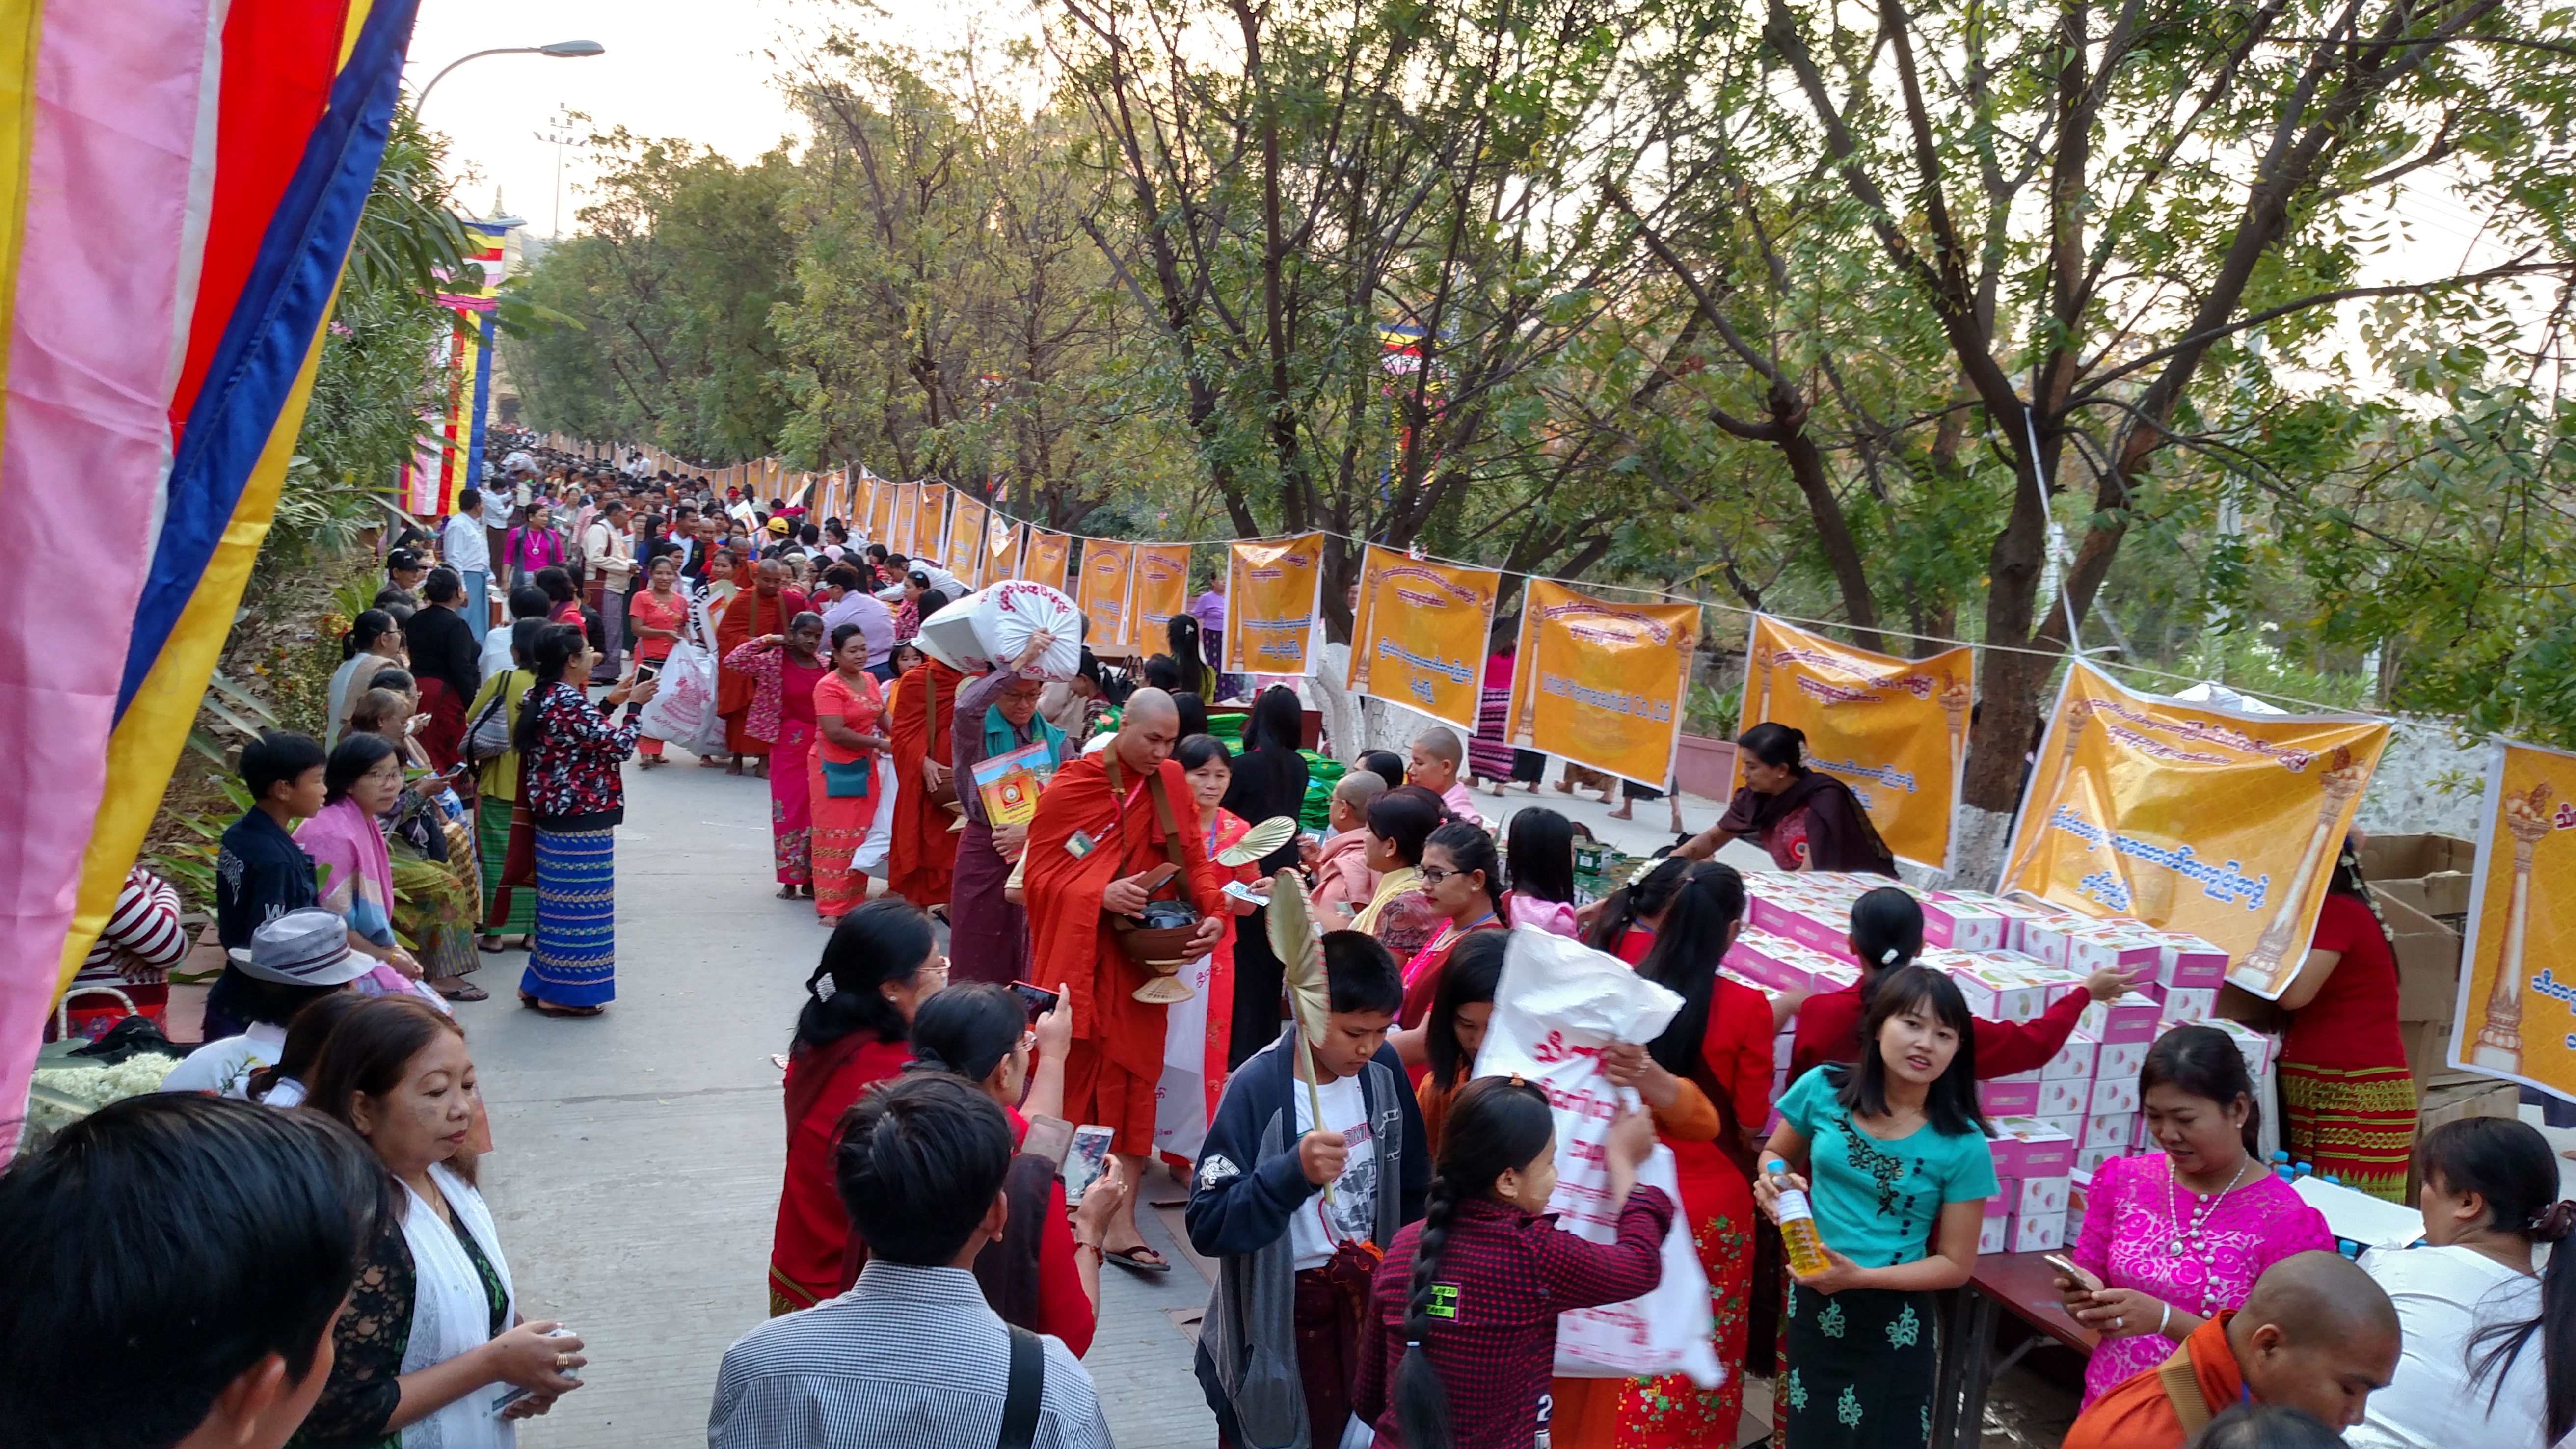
[1585,853,1687,957]
[1395,1076,1556,1449]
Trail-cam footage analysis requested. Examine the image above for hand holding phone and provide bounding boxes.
[2043,1251,2103,1295]
[1009,981,1061,1016]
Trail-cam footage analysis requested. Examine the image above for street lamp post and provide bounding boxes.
[413,39,604,111]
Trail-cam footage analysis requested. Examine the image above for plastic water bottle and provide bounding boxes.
[1767,1158,1833,1278]
[2271,1150,2293,1181]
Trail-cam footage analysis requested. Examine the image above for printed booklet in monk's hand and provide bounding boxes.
[974,738,1059,827]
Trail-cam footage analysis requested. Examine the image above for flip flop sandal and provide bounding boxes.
[1102,1245,1171,1275]
[478,936,509,953]
[435,981,490,1002]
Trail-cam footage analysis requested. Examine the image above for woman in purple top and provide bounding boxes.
[2057,1025,2334,1406]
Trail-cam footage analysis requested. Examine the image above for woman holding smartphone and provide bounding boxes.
[1756,965,1996,1448]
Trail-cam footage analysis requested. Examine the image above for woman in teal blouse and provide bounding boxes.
[1758,966,1998,1449]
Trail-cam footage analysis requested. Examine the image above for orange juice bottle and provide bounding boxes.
[1767,1158,1833,1278]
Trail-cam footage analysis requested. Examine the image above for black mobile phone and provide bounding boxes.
[1009,981,1060,1017]
[633,662,659,683]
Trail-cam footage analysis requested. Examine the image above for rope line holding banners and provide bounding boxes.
[548,438,2374,719]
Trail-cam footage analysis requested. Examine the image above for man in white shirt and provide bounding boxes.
[875,558,966,604]
[583,499,637,681]
[440,488,493,644]
[818,565,897,676]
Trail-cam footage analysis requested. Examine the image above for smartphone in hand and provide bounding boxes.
[1009,981,1060,1017]
[2043,1251,2103,1294]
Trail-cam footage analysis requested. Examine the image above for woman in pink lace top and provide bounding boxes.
[2060,1025,2334,1406]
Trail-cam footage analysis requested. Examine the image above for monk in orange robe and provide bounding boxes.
[1024,688,1225,1269]
[2062,1253,2397,1449]
[885,651,966,908]
[715,557,807,774]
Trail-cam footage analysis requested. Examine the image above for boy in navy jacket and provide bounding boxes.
[1187,931,1427,1449]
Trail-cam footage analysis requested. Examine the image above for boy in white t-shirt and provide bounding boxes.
[1186,932,1427,1449]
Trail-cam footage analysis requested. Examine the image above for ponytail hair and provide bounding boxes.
[1423,932,1508,1092]
[1424,821,1505,923]
[1849,886,1925,972]
[1637,863,1747,1077]
[1585,853,1687,956]
[1395,1077,1556,1449]
[2424,1116,2576,1440]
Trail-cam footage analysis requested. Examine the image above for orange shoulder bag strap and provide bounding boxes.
[2155,1342,2214,1438]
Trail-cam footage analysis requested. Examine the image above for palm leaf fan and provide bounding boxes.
[1215,815,1300,868]
[1265,867,1334,1203]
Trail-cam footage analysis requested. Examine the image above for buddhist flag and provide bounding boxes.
[2450,739,2576,1102]
[987,515,1022,585]
[1131,544,1193,651]
[946,497,989,590]
[917,483,950,561]
[1024,529,1073,594]
[1347,544,1497,734]
[2001,662,2388,999]
[1738,615,1974,871]
[1506,581,1698,788]
[10,0,428,1154]
[1076,540,1136,650]
[1226,534,1325,677]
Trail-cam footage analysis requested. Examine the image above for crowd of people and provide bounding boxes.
[13,430,2573,1449]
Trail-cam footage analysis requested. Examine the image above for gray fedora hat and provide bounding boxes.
[225,909,370,986]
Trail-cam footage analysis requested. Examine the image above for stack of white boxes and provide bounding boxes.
[1722,874,2279,1256]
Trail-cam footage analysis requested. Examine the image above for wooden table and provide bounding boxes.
[1928,1250,2102,1448]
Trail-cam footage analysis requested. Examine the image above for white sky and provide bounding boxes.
[405,0,1033,238]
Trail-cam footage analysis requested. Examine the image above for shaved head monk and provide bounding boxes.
[2063,1250,2401,1447]
[1022,687,1226,1270]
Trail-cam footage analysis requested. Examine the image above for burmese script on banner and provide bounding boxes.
[1346,543,1497,733]
[1023,529,1072,594]
[892,483,921,557]
[1507,581,1698,789]
[2000,662,2387,1000]
[1131,544,1193,652]
[1737,615,1974,871]
[1225,534,1325,677]
[867,476,893,547]
[1076,539,1135,650]
[946,498,989,590]
[2451,739,2576,1102]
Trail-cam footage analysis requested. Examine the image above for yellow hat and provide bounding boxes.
[766,516,791,534]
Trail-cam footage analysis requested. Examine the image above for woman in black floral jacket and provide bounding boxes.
[513,625,658,1017]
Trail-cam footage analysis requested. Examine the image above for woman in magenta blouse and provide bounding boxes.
[2057,1024,2333,1405]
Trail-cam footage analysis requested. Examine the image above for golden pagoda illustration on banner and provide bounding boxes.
[2245,746,2374,993]
[2469,780,2554,1073]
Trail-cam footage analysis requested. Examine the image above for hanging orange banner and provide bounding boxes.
[1023,529,1072,594]
[915,483,950,561]
[1736,615,1974,871]
[2000,661,2388,999]
[891,483,921,555]
[867,476,893,547]
[945,497,989,590]
[1226,534,1325,677]
[986,515,1023,585]
[1131,544,1194,652]
[1075,540,1135,650]
[2452,737,2576,1102]
[1506,580,1698,788]
[1347,543,1498,734]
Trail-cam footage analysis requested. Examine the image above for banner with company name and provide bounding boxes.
[1737,615,1974,871]
[1131,544,1193,654]
[866,475,892,547]
[916,483,950,561]
[1347,544,1497,734]
[1226,534,1325,677]
[891,483,921,557]
[2000,661,2388,1000]
[1076,539,1135,650]
[1507,581,1697,788]
[945,497,989,590]
[2451,738,2576,1101]
[1023,529,1072,595]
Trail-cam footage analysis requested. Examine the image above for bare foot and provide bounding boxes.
[1608,805,1634,821]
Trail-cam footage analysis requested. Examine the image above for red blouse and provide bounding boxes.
[1788,977,2087,1084]
[2282,892,2407,1071]
[1006,1107,1098,1357]
[769,1033,912,1310]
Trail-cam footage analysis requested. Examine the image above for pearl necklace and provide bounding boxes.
[2167,1158,2252,1311]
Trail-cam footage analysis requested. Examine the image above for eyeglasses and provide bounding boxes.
[1419,865,1458,885]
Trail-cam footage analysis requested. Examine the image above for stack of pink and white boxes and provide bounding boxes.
[1719,874,2277,1257]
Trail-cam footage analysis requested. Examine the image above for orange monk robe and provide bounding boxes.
[2061,1313,2247,1449]
[715,565,809,754]
[885,658,965,907]
[1023,752,1226,1155]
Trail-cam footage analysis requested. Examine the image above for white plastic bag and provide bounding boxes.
[1475,926,1724,1388]
[636,638,720,749]
[917,581,1084,681]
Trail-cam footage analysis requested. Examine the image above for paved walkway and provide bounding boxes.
[451,753,1767,1448]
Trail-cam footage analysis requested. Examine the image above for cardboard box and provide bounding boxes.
[2011,1209,2068,1252]
[2089,1076,2143,1116]
[2041,1031,2100,1082]
[1986,1177,2016,1212]
[2377,893,2464,1024]
[1981,1079,2040,1116]
[2361,833,2475,917]
[2033,1076,2090,1117]
[2076,1144,2125,1176]
[2097,1039,2149,1084]
[2400,1019,2450,1102]
[2034,1112,2087,1141]
[2016,1174,2071,1217]
[2417,1075,2521,1134]
[2082,1113,2135,1152]
[1980,1213,2012,1254]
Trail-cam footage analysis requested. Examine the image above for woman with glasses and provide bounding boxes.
[766,900,949,1316]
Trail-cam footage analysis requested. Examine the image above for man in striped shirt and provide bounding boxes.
[63,866,191,1037]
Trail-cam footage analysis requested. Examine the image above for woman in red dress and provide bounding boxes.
[767,900,948,1315]
[2274,837,2415,1201]
[1585,854,1689,965]
[1396,821,1509,1030]
[623,552,692,764]
[1554,861,1774,1447]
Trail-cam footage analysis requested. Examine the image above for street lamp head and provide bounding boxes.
[537,40,604,57]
